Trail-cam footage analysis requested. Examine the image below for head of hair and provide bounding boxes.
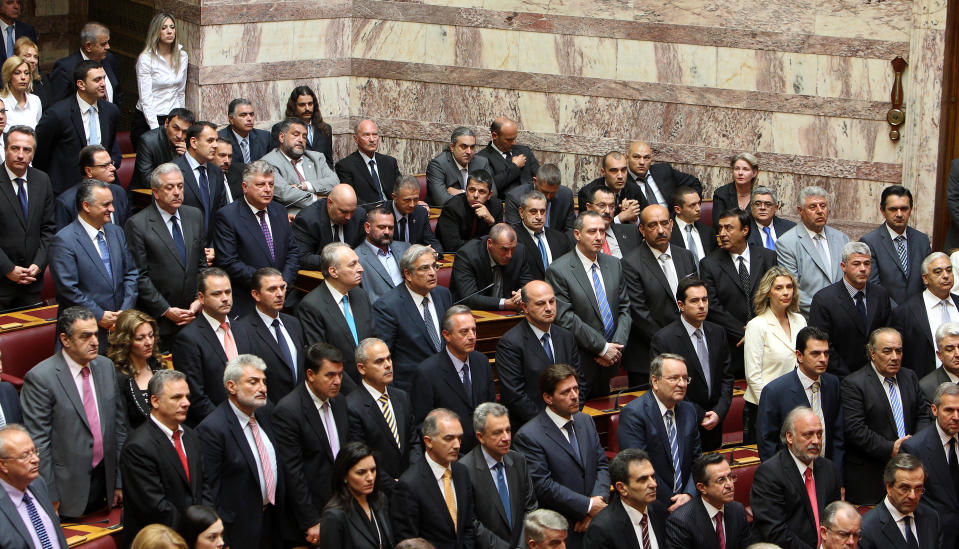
[676,276,706,302]
[750,185,779,204]
[251,266,283,292]
[672,186,701,208]
[394,540,437,549]
[488,223,515,244]
[779,406,815,447]
[649,352,685,381]
[601,150,625,169]
[936,321,959,348]
[717,208,753,235]
[12,37,39,82]
[107,309,161,375]
[196,267,229,294]
[305,342,344,374]
[933,382,959,407]
[753,266,799,316]
[880,185,913,209]
[394,174,420,194]
[441,304,473,333]
[692,452,727,485]
[57,306,95,337]
[841,241,871,263]
[882,453,924,485]
[241,159,275,184]
[449,126,475,146]
[1,55,27,95]
[422,408,459,438]
[366,205,395,223]
[177,505,221,548]
[354,337,385,364]
[795,326,829,354]
[326,441,383,512]
[798,185,830,206]
[467,169,493,191]
[72,59,102,87]
[80,22,109,46]
[149,163,182,190]
[866,327,901,354]
[524,509,569,544]
[921,251,949,276]
[78,144,108,172]
[147,369,187,400]
[609,448,651,486]
[186,121,217,148]
[6,125,35,148]
[131,524,188,549]
[821,501,860,530]
[588,185,615,205]
[74,178,110,213]
[400,244,438,277]
[573,210,603,232]
[539,363,577,396]
[166,107,195,125]
[319,242,351,278]
[536,163,561,186]
[142,13,182,72]
[284,86,328,132]
[223,354,266,388]
[228,98,253,117]
[731,152,759,170]
[519,189,547,210]
[473,401,509,433]
[277,116,307,136]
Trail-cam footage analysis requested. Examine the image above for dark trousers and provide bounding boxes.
[742,401,758,445]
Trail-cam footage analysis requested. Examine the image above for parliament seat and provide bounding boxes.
[116,131,133,155]
[0,322,57,387]
[42,265,56,305]
[117,155,136,190]
[605,413,620,459]
[722,395,745,446]
[700,199,713,227]
[414,173,427,202]
[437,265,452,288]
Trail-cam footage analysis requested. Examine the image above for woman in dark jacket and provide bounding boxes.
[712,152,760,226]
[319,442,394,549]
[107,309,165,429]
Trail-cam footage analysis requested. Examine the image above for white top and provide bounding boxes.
[743,308,806,404]
[622,501,661,549]
[922,289,957,367]
[0,91,40,130]
[135,45,188,129]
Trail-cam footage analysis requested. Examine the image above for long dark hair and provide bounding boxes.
[284,86,331,136]
[325,442,383,513]
[177,505,220,549]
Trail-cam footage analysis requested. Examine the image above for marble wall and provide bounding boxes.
[173,0,948,236]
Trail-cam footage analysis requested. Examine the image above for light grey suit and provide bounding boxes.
[776,224,850,314]
[261,148,339,214]
[355,239,411,305]
[19,352,126,517]
[425,149,494,206]
[0,477,70,549]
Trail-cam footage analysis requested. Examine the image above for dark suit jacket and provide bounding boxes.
[240,311,306,403]
[0,20,36,61]
[461,447,538,549]
[513,223,570,281]
[859,500,942,549]
[336,150,401,205]
[617,391,701,505]
[291,199,368,270]
[750,449,841,549]
[0,476,69,549]
[296,281,374,382]
[710,182,747,227]
[476,142,539,197]
[841,365,932,504]
[576,177,647,219]
[171,316,254,423]
[272,384,350,532]
[451,236,533,310]
[56,181,129,231]
[748,216,797,249]
[172,154,228,243]
[120,420,208,546]
[319,503,394,549]
[890,292,959,378]
[0,381,21,424]
[373,284,452,391]
[346,384,416,484]
[665,497,754,549]
[622,243,697,375]
[133,126,179,189]
[387,200,443,253]
[809,280,892,378]
[124,203,207,340]
[411,349,497,455]
[670,220,717,260]
[902,424,959,549]
[757,370,844,465]
[436,193,504,252]
[390,458,475,549]
[217,126,271,162]
[270,119,334,170]
[642,162,703,210]
[0,165,55,303]
[861,224,931,306]
[918,367,954,402]
[213,199,301,316]
[49,51,123,107]
[504,182,575,232]
[496,321,582,425]
[584,498,669,549]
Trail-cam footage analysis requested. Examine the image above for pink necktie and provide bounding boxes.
[804,467,821,546]
[80,367,104,467]
[248,416,276,504]
[716,510,726,549]
[221,321,238,360]
[322,402,339,458]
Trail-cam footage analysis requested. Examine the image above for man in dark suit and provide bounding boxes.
[0,349,22,423]
[670,186,716,269]
[497,280,582,425]
[842,327,932,504]
[617,353,702,509]
[49,23,122,107]
[49,180,138,350]
[389,174,442,252]
[476,117,540,197]
[411,305,497,455]
[436,169,502,252]
[577,185,642,259]
[701,208,777,379]
[505,163,575,232]
[625,141,703,212]
[901,383,959,549]
[55,144,129,230]
[171,267,253,424]
[513,188,570,281]
[391,408,476,549]
[241,267,305,403]
[373,244,453,391]
[622,204,697,384]
[918,321,959,401]
[173,121,228,242]
[890,252,959,378]
[747,186,796,250]
[218,98,271,167]
[336,119,401,205]
[132,108,193,189]
[859,453,942,549]
[355,205,410,304]
[860,186,931,307]
[576,151,644,224]
[0,125,55,309]
[120,369,209,545]
[524,510,570,548]
[750,406,842,549]
[296,243,372,385]
[272,343,349,547]
[665,453,756,549]
[0,2,36,62]
[757,327,844,465]
[35,60,120,195]
[512,363,610,549]
[213,160,301,316]
[585,448,669,549]
[426,126,493,206]
[809,241,892,378]
[20,306,126,519]
[213,138,240,201]
[461,402,538,549]
[650,278,734,451]
[292,183,367,270]
[547,211,631,399]
[451,224,533,311]
[124,163,206,345]
[0,426,70,549]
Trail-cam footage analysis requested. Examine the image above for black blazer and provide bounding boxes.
[890,292,959,378]
[217,126,271,162]
[410,349,497,455]
[296,282,374,383]
[512,223,570,281]
[860,224,932,306]
[756,370,844,466]
[460,447,538,549]
[809,280,892,378]
[56,181,130,231]
[336,151,401,205]
[749,449,841,549]
[172,154,228,242]
[0,20,36,60]
[496,321,582,425]
[292,199,368,270]
[841,365,932,504]
[747,216,796,249]
[272,384,350,532]
[700,245,777,341]
[435,192,504,252]
[710,183,746,227]
[576,176,647,219]
[476,142,539,197]
[918,367,953,402]
[643,162,704,210]
[504,182,575,233]
[133,126,179,189]
[450,236,533,310]
[373,284,452,391]
[390,458,475,549]
[670,219,717,259]
[0,381,22,424]
[386,200,443,253]
[665,497,755,549]
[902,424,959,549]
[584,498,669,549]
[859,499,942,549]
[319,502,394,549]
[0,165,56,302]
[621,243,697,374]
[240,311,306,403]
[271,119,334,170]
[49,51,123,107]
[346,385,416,484]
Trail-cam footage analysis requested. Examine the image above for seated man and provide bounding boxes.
[389,174,443,252]
[669,186,716,267]
[512,188,570,281]
[505,162,575,232]
[426,125,493,206]
[335,119,401,205]
[292,183,367,271]
[524,510,569,549]
[355,205,409,305]
[451,223,533,311]
[262,117,338,215]
[55,143,129,230]
[436,169,502,252]
[132,107,193,189]
[747,185,796,250]
[858,454,942,549]
[576,151,643,224]
[918,321,959,401]
[214,137,239,201]
[476,117,540,197]
[625,140,703,211]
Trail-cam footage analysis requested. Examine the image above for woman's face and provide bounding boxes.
[346,455,377,498]
[195,519,225,549]
[159,18,176,45]
[19,47,38,73]
[130,322,155,361]
[768,275,795,312]
[10,63,29,92]
[733,159,757,186]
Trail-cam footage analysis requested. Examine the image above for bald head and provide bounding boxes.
[491,117,519,154]
[628,141,653,177]
[327,184,358,225]
[639,204,672,252]
[354,119,380,156]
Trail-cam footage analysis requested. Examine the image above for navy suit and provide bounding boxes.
[49,51,123,107]
[860,224,932,306]
[617,391,701,506]
[901,425,959,549]
[0,20,36,61]
[584,498,668,549]
[859,500,942,549]
[336,151,401,205]
[809,281,892,378]
[0,476,69,549]
[390,458,475,549]
[172,154,229,243]
[890,292,959,379]
[387,199,442,253]
[55,181,129,231]
[373,284,452,391]
[240,311,305,404]
[665,497,755,549]
[748,216,797,249]
[0,380,22,423]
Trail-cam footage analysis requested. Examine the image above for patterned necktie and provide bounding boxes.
[601,234,611,255]
[855,291,867,332]
[290,158,306,184]
[810,381,826,444]
[737,256,749,294]
[894,235,909,277]
[443,468,457,530]
[564,420,581,461]
[342,295,358,344]
[172,429,190,482]
[87,105,100,145]
[590,263,615,341]
[422,297,441,352]
[240,137,250,163]
[541,332,554,363]
[695,328,712,394]
[378,393,400,447]
[220,321,238,360]
[804,467,821,546]
[96,230,113,283]
[665,410,681,492]
[322,401,340,458]
[271,318,296,379]
[536,232,549,270]
[369,159,385,201]
[170,215,187,264]
[248,416,276,504]
[685,224,699,264]
[494,462,512,528]
[886,377,906,438]
[23,492,53,549]
[14,177,27,221]
[80,366,104,467]
[763,226,775,250]
[716,511,726,549]
[639,513,651,549]
[904,516,919,549]
[257,210,275,262]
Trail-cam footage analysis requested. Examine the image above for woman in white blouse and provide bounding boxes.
[132,12,188,147]
[14,37,52,109]
[742,265,806,444]
[0,55,41,131]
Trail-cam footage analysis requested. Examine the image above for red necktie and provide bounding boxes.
[601,234,611,255]
[804,467,820,546]
[172,430,190,483]
[639,513,651,549]
[290,158,306,183]
[716,511,726,549]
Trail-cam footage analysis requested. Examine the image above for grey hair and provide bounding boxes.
[821,501,860,530]
[0,424,31,458]
[921,251,949,276]
[866,327,901,354]
[394,174,420,194]
[400,244,438,276]
[935,321,959,348]
[149,163,183,190]
[80,22,109,46]
[882,452,924,485]
[573,210,603,231]
[488,223,516,244]
[650,352,685,382]
[319,242,352,278]
[242,160,275,184]
[441,304,473,333]
[354,337,385,364]
[798,185,830,205]
[223,354,267,387]
[520,189,547,209]
[473,402,509,433]
[750,185,780,204]
[933,382,959,407]
[841,241,871,263]
[779,406,816,447]
[450,126,475,146]
[524,509,569,544]
[536,163,561,186]
[147,369,187,399]
[422,408,459,438]
[228,98,252,117]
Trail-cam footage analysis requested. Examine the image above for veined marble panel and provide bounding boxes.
[202,19,350,66]
[813,1,913,41]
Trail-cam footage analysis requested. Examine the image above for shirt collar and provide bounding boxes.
[935,420,956,448]
[0,476,25,502]
[255,306,279,328]
[527,321,550,341]
[675,217,693,231]
[651,391,673,416]
[621,500,649,526]
[155,202,178,225]
[544,406,572,431]
[149,414,182,440]
[922,289,954,311]
[76,92,96,110]
[645,241,670,261]
[883,496,913,522]
[358,150,375,164]
[3,163,25,183]
[702,497,724,520]
[392,202,405,221]
[680,315,701,338]
[306,383,329,409]
[62,350,89,378]
[796,367,819,390]
[362,379,388,402]
[77,215,102,241]
[185,150,201,171]
[789,449,813,477]
[729,245,750,264]
[425,453,451,481]
[886,223,906,240]
[228,399,254,428]
[842,277,865,299]
[943,368,959,383]
[325,279,348,305]
[804,225,825,240]
[491,142,507,157]
[202,310,226,332]
[481,446,502,468]
[446,348,468,374]
[364,238,390,256]
[872,363,896,383]
[574,246,599,273]
[231,128,248,144]
[522,222,541,239]
[405,282,429,302]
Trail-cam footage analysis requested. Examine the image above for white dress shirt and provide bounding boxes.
[149,414,186,456]
[922,289,957,366]
[883,496,919,544]
[245,197,272,238]
[730,245,751,277]
[134,45,188,129]
[6,163,26,201]
[202,310,230,350]
[0,91,41,130]
[622,502,661,549]
[604,226,623,258]
[481,446,508,496]
[702,498,725,540]
[306,382,340,446]
[229,401,278,505]
[77,94,99,145]
[633,170,666,205]
[675,217,705,260]
[523,223,553,265]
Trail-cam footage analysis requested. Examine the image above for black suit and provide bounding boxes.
[504,182,575,232]
[272,384,350,535]
[809,280,892,378]
[319,503,394,549]
[346,384,416,487]
[0,20,36,61]
[460,447,538,549]
[132,127,180,189]
[172,154,228,243]
[859,500,942,549]
[296,281,374,383]
[476,142,540,197]
[240,311,306,403]
[513,223,570,281]
[901,424,959,549]
[292,199,368,270]
[217,127,271,197]
[411,349,497,455]
[55,181,130,231]
[890,292,959,378]
[0,381,22,423]
[390,458,475,549]
[918,367,954,402]
[639,163,704,210]
[0,166,56,308]
[49,51,123,107]
[576,177,647,219]
[336,151,401,205]
[670,220,717,261]
[749,449,841,549]
[665,497,755,549]
[584,499,669,549]
[841,365,932,504]
[747,217,797,249]
[710,183,744,227]
[450,236,533,310]
[435,193,504,252]
[388,200,443,253]
[271,120,334,170]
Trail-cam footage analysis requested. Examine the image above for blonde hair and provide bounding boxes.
[753,266,800,316]
[107,309,162,376]
[0,56,29,96]
[130,524,188,549]
[12,37,40,84]
[142,12,182,73]
[731,152,759,186]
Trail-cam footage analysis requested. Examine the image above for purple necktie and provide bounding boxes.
[322,402,339,458]
[257,210,275,262]
[80,367,104,467]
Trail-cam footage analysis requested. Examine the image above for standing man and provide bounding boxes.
[355,205,410,304]
[625,140,702,211]
[49,22,122,106]
[262,118,338,215]
[133,108,193,190]
[858,454,942,549]
[505,163,575,232]
[55,143,130,230]
[477,117,540,197]
[336,119,401,205]
[670,186,716,266]
[512,189,570,281]
[217,99,271,171]
[389,174,443,252]
[576,151,644,223]
[292,183,368,270]
[172,121,228,241]
[0,0,37,62]
[450,223,533,310]
[578,185,641,259]
[747,186,795,251]
[426,126,493,206]
[918,322,959,401]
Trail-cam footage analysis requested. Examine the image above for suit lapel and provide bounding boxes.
[0,486,34,546]
[567,255,601,315]
[251,319,288,368]
[762,310,793,349]
[641,245,673,297]
[0,170,25,227]
[837,287,867,334]
[540,413,583,468]
[73,222,112,283]
[440,353,473,407]
[148,205,186,269]
[360,244,392,286]
[613,501,643,549]
[717,253,746,297]
[473,451,510,527]
[53,355,88,427]
[690,499,720,549]
[300,385,336,460]
[878,505,907,545]
[70,100,86,146]
[364,390,401,451]
[238,203,275,262]
[877,229,907,276]
[97,100,112,147]
[224,408,261,481]
[796,230,830,277]
[347,506,379,546]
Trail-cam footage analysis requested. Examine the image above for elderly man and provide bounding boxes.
[426,126,493,205]
[918,321,959,401]
[524,509,569,549]
[336,119,401,205]
[747,186,796,250]
[859,454,942,549]
[293,183,368,270]
[451,223,533,310]
[818,502,862,549]
[49,22,121,106]
[262,117,338,215]
[389,174,443,252]
[477,117,540,197]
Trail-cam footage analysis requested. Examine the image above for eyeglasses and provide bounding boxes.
[0,448,39,461]
[413,263,439,273]
[751,200,775,208]
[892,484,924,496]
[824,527,860,541]
[713,473,738,485]
[663,375,692,385]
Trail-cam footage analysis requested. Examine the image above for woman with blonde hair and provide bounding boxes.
[133,12,187,146]
[131,524,189,549]
[107,309,164,429]
[13,36,52,108]
[0,54,40,130]
[712,152,759,226]
[742,265,805,443]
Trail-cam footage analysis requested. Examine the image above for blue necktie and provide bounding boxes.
[5,26,13,60]
[307,125,313,147]
[23,491,54,549]
[894,235,909,278]
[545,201,551,228]
[96,230,113,283]
[170,215,187,264]
[15,177,27,221]
[536,232,549,270]
[590,263,615,341]
[541,332,554,363]
[665,409,682,493]
[494,462,512,528]
[904,516,919,549]
[763,226,775,250]
[564,420,581,462]
[272,318,296,381]
[196,165,211,229]
[342,295,358,345]
[87,106,100,145]
[369,159,385,201]
[886,377,906,438]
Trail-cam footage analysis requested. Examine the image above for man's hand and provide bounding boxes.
[587,496,607,517]
[701,411,720,430]
[6,266,35,284]
[505,290,522,310]
[668,493,692,512]
[511,153,527,168]
[204,248,215,265]
[305,523,320,546]
[617,199,640,223]
[99,311,119,329]
[112,489,123,507]
[173,141,187,155]
[471,202,495,225]
[596,355,613,367]
[164,307,196,326]
[892,435,911,456]
[573,517,591,533]
[447,187,465,196]
[602,343,623,364]
[189,298,203,315]
[26,264,40,277]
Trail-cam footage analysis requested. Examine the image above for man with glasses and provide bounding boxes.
[819,501,862,549]
[747,186,795,251]
[0,425,68,549]
[859,453,942,549]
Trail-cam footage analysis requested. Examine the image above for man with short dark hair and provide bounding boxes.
[476,117,540,197]
[436,169,502,252]
[292,183,368,270]
[859,454,942,549]
[49,22,122,107]
[214,137,239,201]
[426,126,493,206]
[55,143,129,230]
[389,174,442,252]
[451,223,533,310]
[747,186,795,251]
[670,186,716,266]
[505,163,575,232]
[576,185,641,259]
[262,117,338,214]
[576,151,644,223]
[218,99,270,166]
[355,205,409,304]
[133,108,193,189]
[512,189,570,280]
[173,121,228,241]
[336,119,401,205]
